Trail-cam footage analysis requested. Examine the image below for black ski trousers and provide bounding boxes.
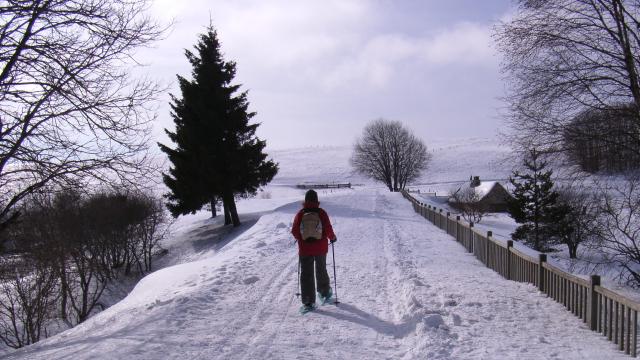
[300,254,330,305]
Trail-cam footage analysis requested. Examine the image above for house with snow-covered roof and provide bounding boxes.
[449,176,513,212]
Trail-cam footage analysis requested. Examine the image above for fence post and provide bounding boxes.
[507,240,513,280]
[589,275,601,331]
[446,212,450,234]
[439,209,443,229]
[538,254,547,292]
[469,222,474,253]
[486,231,492,266]
[456,215,461,242]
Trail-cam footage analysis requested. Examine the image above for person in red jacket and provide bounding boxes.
[291,189,337,311]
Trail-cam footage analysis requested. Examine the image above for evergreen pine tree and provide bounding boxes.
[508,149,563,251]
[158,26,278,226]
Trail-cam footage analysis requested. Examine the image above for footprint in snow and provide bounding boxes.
[413,279,428,287]
[444,299,458,307]
[464,301,483,307]
[243,276,260,285]
[146,298,173,310]
[423,314,445,329]
[276,222,287,230]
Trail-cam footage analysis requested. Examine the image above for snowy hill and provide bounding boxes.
[268,137,513,188]
[4,137,629,359]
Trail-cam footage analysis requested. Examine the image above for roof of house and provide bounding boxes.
[449,181,510,203]
[473,181,500,199]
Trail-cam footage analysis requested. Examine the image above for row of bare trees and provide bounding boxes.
[542,179,640,287]
[564,105,640,173]
[0,190,168,348]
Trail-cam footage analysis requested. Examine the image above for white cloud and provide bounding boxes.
[422,22,494,64]
[146,1,495,91]
[324,22,496,90]
[211,0,372,67]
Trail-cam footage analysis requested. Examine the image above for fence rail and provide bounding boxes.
[402,190,640,357]
[296,183,351,189]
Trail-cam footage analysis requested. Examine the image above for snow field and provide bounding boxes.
[7,189,630,359]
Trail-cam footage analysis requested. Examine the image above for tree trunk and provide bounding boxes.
[223,199,231,225]
[210,198,217,218]
[221,192,240,227]
[612,0,640,109]
[386,179,393,192]
[568,243,578,259]
[0,211,20,240]
[59,267,68,322]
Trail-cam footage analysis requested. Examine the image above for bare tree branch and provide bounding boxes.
[0,0,168,233]
[496,0,640,166]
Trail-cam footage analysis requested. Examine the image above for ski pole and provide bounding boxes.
[331,242,339,305]
[296,257,301,297]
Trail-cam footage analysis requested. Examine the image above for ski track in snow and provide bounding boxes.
[6,190,629,359]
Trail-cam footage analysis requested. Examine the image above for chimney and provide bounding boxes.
[470,176,481,188]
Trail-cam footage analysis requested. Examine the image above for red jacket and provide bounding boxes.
[291,201,336,256]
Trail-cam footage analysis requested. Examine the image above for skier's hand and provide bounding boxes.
[330,237,337,243]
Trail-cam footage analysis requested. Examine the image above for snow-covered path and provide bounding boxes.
[8,190,627,359]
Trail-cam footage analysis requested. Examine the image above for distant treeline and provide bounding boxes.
[564,104,640,173]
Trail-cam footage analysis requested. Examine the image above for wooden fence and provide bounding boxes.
[296,183,351,189]
[403,190,640,357]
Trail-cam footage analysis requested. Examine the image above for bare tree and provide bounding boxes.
[0,0,167,235]
[0,256,56,348]
[596,178,640,287]
[449,186,487,223]
[554,187,601,258]
[114,193,168,274]
[351,119,430,192]
[495,0,640,164]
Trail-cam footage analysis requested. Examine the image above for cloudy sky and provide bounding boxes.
[141,0,513,150]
